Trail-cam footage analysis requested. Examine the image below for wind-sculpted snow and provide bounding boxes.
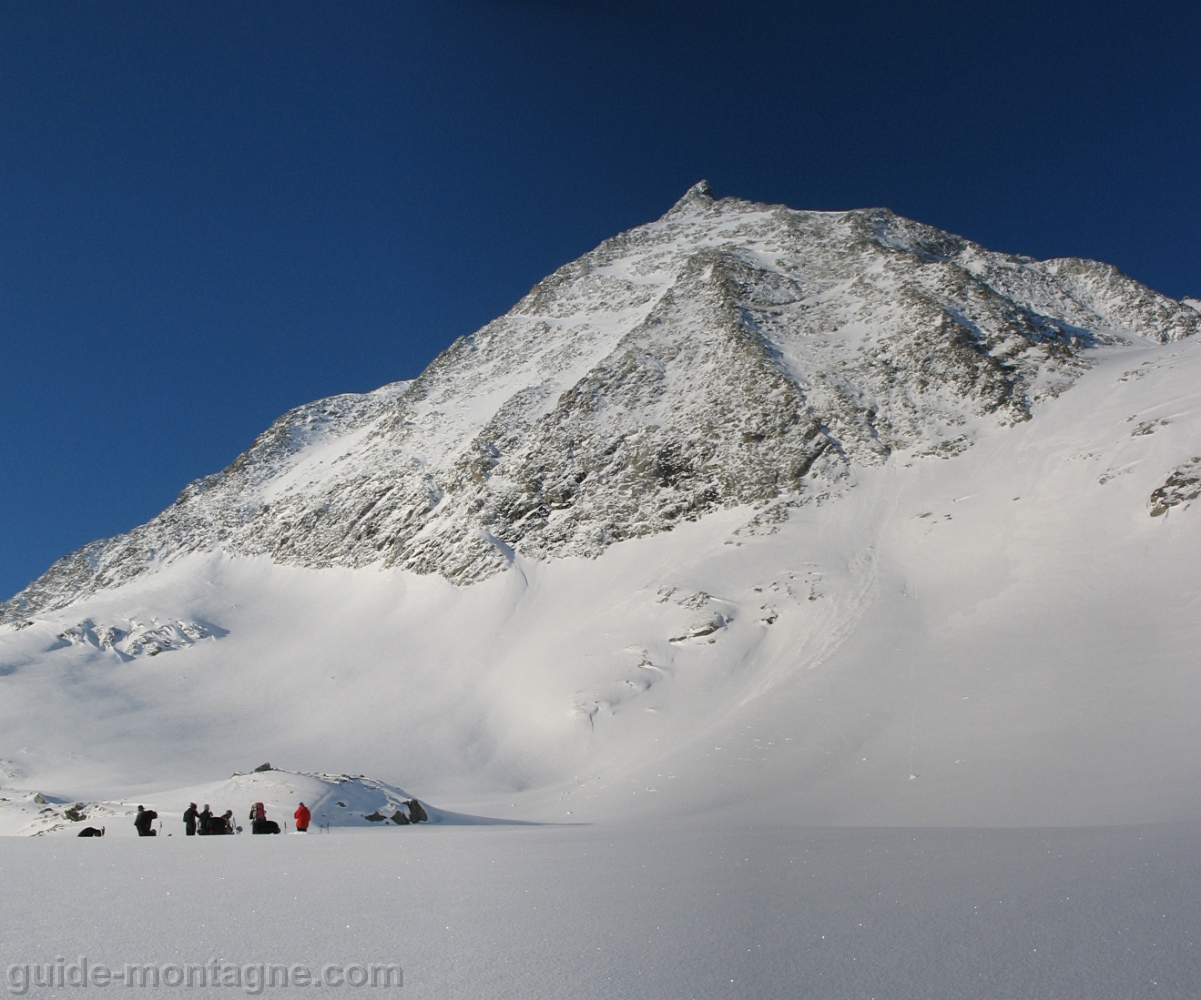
[4,181,1198,620]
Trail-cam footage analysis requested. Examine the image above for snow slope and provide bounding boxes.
[2,336,1200,827]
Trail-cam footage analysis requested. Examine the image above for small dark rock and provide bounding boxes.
[363,811,386,823]
[253,762,273,772]
[407,799,428,823]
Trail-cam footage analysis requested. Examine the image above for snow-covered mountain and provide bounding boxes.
[2,183,1201,828]
[4,181,1196,617]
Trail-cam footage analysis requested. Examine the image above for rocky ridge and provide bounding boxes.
[4,182,1198,622]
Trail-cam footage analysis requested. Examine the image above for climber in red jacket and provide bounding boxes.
[294,802,311,832]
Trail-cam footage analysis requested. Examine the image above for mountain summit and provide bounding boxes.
[5,185,1196,622]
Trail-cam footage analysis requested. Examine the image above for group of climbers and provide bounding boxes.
[181,803,236,835]
[129,798,425,836]
[133,800,310,836]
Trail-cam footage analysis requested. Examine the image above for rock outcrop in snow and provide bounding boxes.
[3,183,1198,621]
[53,617,224,659]
[1150,457,1201,516]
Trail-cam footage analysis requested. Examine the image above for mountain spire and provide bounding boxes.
[666,180,716,216]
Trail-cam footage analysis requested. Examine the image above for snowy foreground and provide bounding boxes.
[3,820,1199,999]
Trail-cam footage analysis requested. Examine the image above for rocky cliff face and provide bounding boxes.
[4,182,1197,622]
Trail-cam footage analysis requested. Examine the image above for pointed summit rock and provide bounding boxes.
[665,179,716,216]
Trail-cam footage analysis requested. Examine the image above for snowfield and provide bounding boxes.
[2,823,1200,998]
[3,186,1201,996]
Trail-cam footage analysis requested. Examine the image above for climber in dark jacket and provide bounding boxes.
[208,810,234,834]
[197,804,213,834]
[134,806,158,836]
[183,803,199,836]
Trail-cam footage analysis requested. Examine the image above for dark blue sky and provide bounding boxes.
[2,0,1198,599]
